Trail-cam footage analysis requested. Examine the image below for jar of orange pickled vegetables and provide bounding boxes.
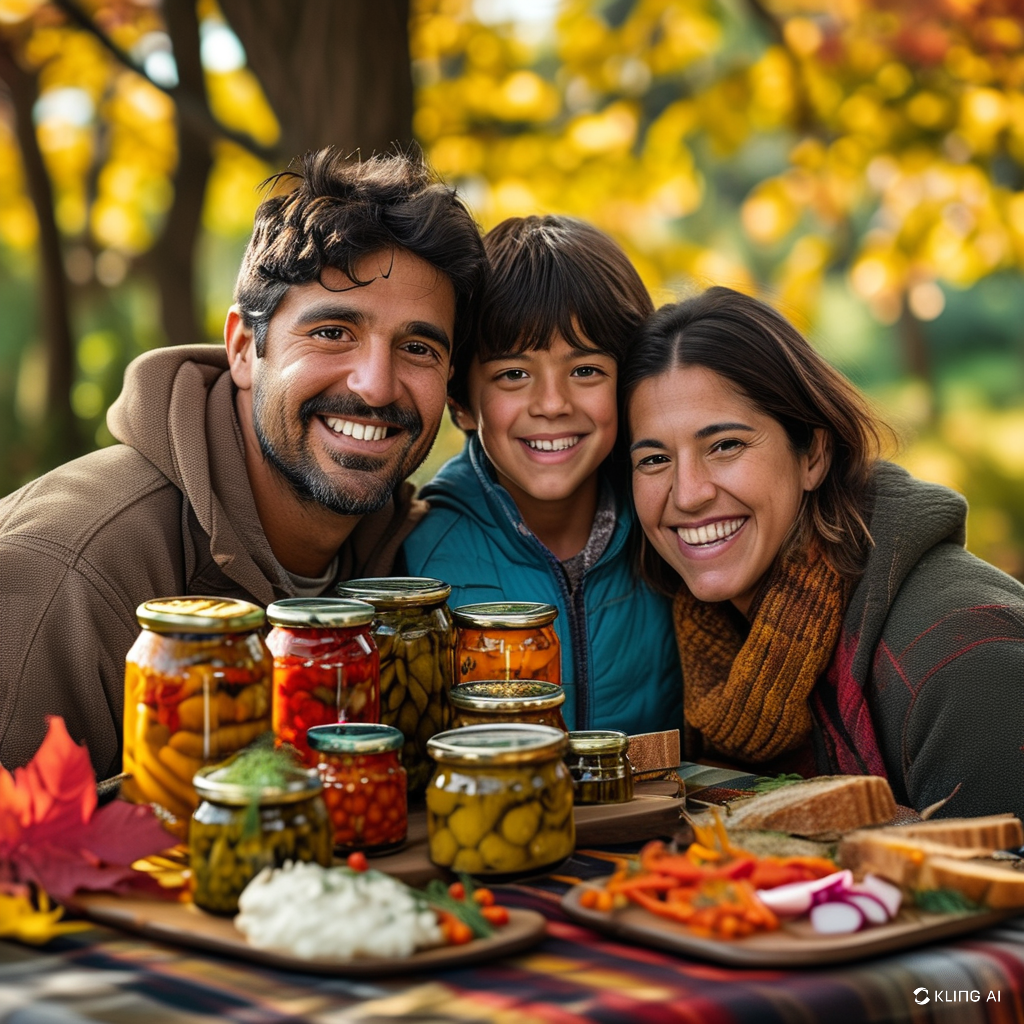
[449,680,568,732]
[122,597,272,835]
[267,598,380,767]
[453,603,561,685]
[307,723,408,852]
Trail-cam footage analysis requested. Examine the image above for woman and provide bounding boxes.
[625,286,1024,820]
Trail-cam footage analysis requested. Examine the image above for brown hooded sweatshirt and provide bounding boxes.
[0,345,424,779]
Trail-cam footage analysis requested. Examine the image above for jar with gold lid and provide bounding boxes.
[335,577,455,795]
[449,680,567,732]
[267,598,380,768]
[566,730,634,805]
[425,724,574,877]
[189,762,331,914]
[308,723,407,852]
[122,597,272,834]
[453,603,560,685]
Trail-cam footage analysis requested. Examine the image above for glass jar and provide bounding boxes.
[450,680,568,732]
[307,723,408,852]
[566,730,634,805]
[189,763,332,915]
[267,598,380,767]
[335,577,455,796]
[425,724,574,878]
[453,603,561,685]
[122,597,272,835]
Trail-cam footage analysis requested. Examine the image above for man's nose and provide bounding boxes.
[345,340,401,409]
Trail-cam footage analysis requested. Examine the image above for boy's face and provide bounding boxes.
[460,332,618,508]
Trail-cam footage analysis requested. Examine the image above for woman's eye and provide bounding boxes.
[633,453,670,469]
[712,438,746,454]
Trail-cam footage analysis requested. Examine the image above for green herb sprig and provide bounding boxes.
[912,888,982,914]
[414,874,494,939]
[752,773,805,794]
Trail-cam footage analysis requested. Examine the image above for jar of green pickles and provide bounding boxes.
[453,603,561,684]
[425,724,574,878]
[450,680,567,732]
[189,763,332,915]
[566,730,634,805]
[335,578,455,796]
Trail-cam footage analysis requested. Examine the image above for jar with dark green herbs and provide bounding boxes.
[566,730,634,805]
[335,577,455,795]
[189,752,332,914]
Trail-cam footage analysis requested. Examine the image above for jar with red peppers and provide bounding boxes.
[307,723,408,852]
[267,598,380,768]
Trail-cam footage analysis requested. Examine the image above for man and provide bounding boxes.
[0,148,487,779]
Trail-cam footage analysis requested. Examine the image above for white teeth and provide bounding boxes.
[325,418,387,442]
[677,517,745,546]
[525,435,580,452]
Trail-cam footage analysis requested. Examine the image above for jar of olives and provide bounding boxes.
[566,730,634,805]
[453,603,561,685]
[267,598,380,767]
[189,763,332,914]
[335,578,455,796]
[307,723,408,852]
[425,724,575,878]
[122,597,272,835]
[450,680,567,732]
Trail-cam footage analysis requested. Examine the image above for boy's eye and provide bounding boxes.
[496,368,529,382]
[570,365,603,378]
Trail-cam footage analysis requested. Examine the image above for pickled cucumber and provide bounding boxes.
[426,761,574,877]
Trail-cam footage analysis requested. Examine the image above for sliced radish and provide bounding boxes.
[810,900,865,935]
[755,870,853,917]
[842,892,890,925]
[855,874,902,919]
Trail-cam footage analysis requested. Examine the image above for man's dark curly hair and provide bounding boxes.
[233,147,487,359]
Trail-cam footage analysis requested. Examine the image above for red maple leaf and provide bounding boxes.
[0,718,179,902]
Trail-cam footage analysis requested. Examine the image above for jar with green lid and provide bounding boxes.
[566,730,634,805]
[308,723,407,852]
[122,597,272,835]
[450,680,568,732]
[335,577,455,795]
[425,724,574,878]
[267,598,380,767]
[453,603,560,685]
[189,762,332,914]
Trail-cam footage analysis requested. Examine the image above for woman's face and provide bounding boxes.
[629,365,827,616]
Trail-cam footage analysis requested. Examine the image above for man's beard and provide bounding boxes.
[252,383,425,516]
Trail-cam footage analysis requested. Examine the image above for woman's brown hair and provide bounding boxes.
[622,286,892,591]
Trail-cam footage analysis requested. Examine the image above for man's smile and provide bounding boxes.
[323,416,393,442]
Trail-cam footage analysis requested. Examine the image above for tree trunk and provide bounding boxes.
[218,0,413,163]
[148,0,213,346]
[0,34,82,469]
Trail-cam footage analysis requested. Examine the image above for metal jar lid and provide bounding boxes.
[306,723,405,755]
[427,723,567,766]
[450,679,565,713]
[336,577,451,609]
[267,597,375,629]
[568,730,630,756]
[452,602,557,629]
[136,597,265,634]
[192,763,322,807]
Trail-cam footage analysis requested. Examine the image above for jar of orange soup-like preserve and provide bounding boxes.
[122,597,272,834]
[307,723,408,853]
[453,603,561,685]
[267,598,380,767]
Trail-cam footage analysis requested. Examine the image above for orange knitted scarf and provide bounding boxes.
[672,547,847,764]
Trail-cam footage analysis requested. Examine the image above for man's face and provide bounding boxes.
[245,249,456,516]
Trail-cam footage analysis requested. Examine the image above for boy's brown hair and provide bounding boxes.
[449,215,652,411]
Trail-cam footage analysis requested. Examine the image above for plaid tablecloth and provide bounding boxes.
[3,847,1024,1024]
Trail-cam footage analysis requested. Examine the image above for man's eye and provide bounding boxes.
[312,326,350,342]
[403,341,437,358]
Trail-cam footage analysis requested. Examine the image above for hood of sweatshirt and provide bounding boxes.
[107,344,423,604]
[846,460,968,680]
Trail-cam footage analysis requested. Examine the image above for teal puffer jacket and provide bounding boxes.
[400,433,683,733]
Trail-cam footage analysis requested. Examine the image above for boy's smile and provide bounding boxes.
[460,333,618,521]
